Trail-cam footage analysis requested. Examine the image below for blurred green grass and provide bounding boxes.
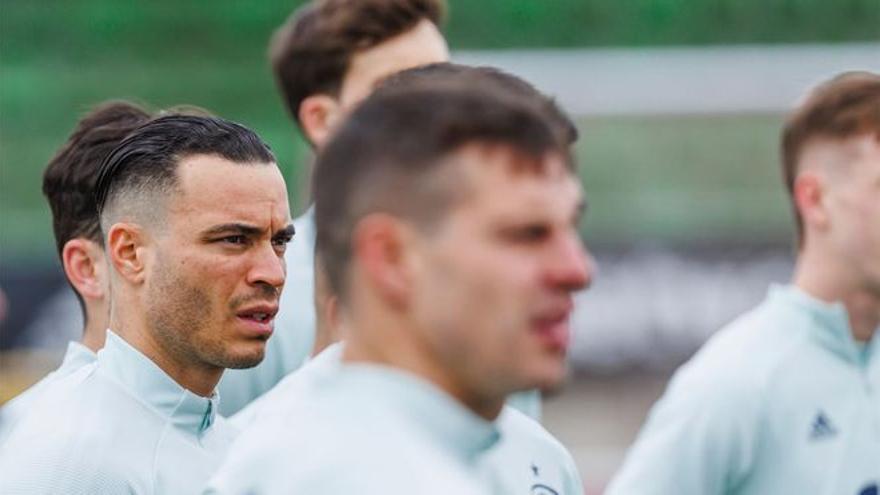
[5,0,868,261]
[3,0,877,59]
[577,114,792,245]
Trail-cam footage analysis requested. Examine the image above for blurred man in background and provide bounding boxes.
[0,101,150,443]
[607,72,880,495]
[205,76,590,494]
[0,115,293,493]
[216,0,453,416]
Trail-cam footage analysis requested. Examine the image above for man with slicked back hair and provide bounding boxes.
[0,115,294,494]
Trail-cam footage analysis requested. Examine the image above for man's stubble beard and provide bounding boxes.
[146,260,264,373]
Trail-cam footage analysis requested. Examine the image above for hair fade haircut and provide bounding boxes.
[95,114,276,228]
[269,0,445,127]
[781,71,880,245]
[43,101,152,256]
[314,81,573,301]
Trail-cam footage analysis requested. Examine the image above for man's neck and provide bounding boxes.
[840,292,880,342]
[79,301,109,353]
[342,322,505,421]
[794,253,880,342]
[80,318,107,353]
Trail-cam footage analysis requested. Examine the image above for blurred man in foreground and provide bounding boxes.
[0,101,150,443]
[221,63,586,495]
[0,115,293,493]
[607,72,880,494]
[206,77,590,494]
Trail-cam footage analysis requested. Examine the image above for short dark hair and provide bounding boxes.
[269,0,445,128]
[781,71,880,245]
[43,101,152,256]
[314,81,572,300]
[378,62,579,146]
[95,115,276,228]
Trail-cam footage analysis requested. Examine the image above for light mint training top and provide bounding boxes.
[214,344,583,494]
[0,340,95,444]
[206,344,502,494]
[0,331,237,494]
[606,285,880,495]
[481,401,584,494]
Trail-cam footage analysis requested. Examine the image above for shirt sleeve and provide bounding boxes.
[605,358,761,495]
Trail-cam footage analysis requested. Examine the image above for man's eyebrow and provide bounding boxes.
[274,224,296,238]
[201,223,264,238]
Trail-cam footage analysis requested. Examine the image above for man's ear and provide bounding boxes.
[352,214,414,309]
[793,171,829,232]
[298,94,342,149]
[106,222,149,285]
[61,238,107,301]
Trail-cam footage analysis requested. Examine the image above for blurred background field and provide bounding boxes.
[4,0,880,261]
[2,1,879,492]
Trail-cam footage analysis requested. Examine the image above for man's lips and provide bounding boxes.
[235,303,279,337]
[531,303,573,351]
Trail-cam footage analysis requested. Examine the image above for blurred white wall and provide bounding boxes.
[455,43,880,115]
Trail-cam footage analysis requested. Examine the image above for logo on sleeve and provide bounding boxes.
[808,410,837,441]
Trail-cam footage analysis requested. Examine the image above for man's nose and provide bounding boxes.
[546,233,593,292]
[248,242,286,293]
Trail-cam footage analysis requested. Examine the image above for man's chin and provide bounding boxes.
[217,347,266,369]
[521,361,568,393]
